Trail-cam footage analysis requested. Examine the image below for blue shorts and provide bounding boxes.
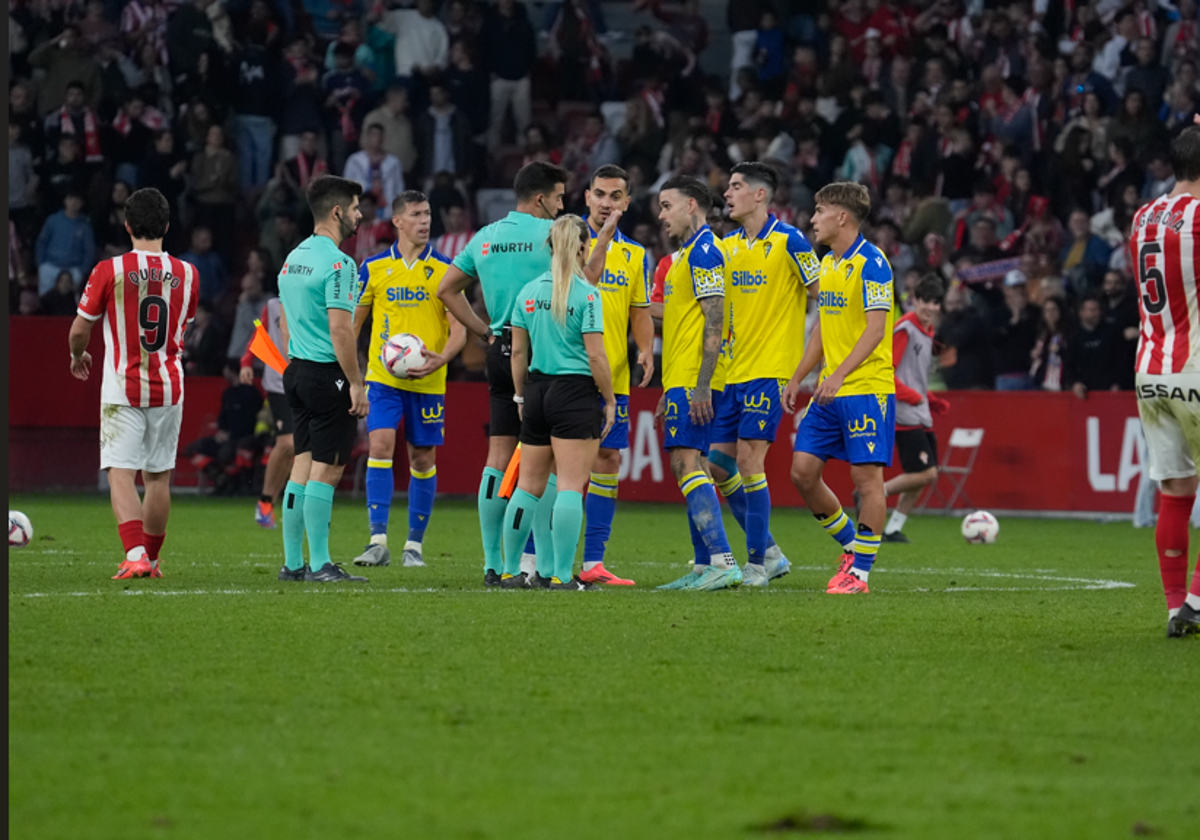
[793,393,896,466]
[662,387,725,451]
[712,378,788,444]
[365,382,445,447]
[600,394,631,450]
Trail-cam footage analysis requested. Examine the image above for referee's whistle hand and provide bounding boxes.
[349,382,369,417]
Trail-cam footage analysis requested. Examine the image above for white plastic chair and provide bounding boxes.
[916,427,985,513]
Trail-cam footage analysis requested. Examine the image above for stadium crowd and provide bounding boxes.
[8,0,1199,394]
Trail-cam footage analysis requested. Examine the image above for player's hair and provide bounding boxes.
[392,190,429,214]
[1171,127,1200,183]
[306,175,363,222]
[659,176,714,213]
[913,275,945,304]
[590,164,628,189]
[124,188,171,240]
[814,181,871,223]
[730,161,778,202]
[547,214,589,326]
[513,161,569,202]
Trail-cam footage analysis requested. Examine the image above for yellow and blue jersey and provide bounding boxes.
[722,214,819,383]
[357,242,452,395]
[662,225,728,392]
[586,222,650,396]
[816,234,896,397]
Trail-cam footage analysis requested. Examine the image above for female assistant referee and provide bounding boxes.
[500,214,617,590]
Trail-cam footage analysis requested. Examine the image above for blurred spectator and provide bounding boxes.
[191,124,240,263]
[1101,270,1138,390]
[120,0,170,63]
[341,192,395,264]
[562,112,620,195]
[17,287,42,316]
[1029,297,1068,392]
[991,271,1040,391]
[167,0,217,77]
[323,41,372,172]
[549,0,609,103]
[1143,152,1177,200]
[754,10,786,98]
[181,227,229,302]
[94,181,134,258]
[481,0,536,150]
[138,131,188,235]
[415,77,479,185]
[376,0,449,103]
[1061,209,1113,291]
[344,123,405,217]
[363,86,419,179]
[79,0,119,51]
[1067,296,1120,399]
[1058,91,1112,161]
[444,41,490,145]
[282,130,330,189]
[226,251,270,366]
[111,92,167,185]
[40,269,80,316]
[9,83,44,167]
[184,300,226,375]
[28,26,102,116]
[35,192,95,295]
[434,200,475,260]
[44,81,103,165]
[937,283,993,390]
[261,210,303,272]
[956,218,1004,263]
[279,39,327,161]
[873,220,913,279]
[521,123,562,166]
[234,25,284,190]
[324,18,378,82]
[1106,91,1167,165]
[8,120,38,248]
[1125,37,1170,112]
[727,0,769,99]
[1160,0,1199,71]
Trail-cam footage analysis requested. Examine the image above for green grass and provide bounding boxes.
[8,495,1199,839]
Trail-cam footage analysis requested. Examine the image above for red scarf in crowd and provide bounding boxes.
[294,152,328,187]
[60,107,103,163]
[893,138,913,178]
[112,106,167,136]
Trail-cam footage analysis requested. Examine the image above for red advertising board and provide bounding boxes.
[9,317,1143,513]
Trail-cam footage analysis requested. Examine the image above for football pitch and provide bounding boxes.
[8,494,1199,839]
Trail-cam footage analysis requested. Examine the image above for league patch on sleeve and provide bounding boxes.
[865,280,892,308]
[796,251,820,280]
[692,266,724,296]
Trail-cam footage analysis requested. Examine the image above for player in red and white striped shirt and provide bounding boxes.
[1131,125,1200,637]
[68,188,199,581]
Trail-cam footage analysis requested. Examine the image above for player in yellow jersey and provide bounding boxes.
[351,190,467,569]
[783,182,896,595]
[576,165,655,586]
[710,161,820,587]
[654,176,741,591]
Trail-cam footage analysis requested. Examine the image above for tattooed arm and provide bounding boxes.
[690,294,724,425]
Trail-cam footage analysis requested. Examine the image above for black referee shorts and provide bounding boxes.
[896,428,939,474]
[266,391,296,437]
[283,359,357,466]
[485,328,522,438]
[520,374,603,447]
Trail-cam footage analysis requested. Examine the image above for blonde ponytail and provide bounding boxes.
[548,214,588,325]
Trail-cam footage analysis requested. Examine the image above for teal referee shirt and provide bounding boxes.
[452,211,553,336]
[278,235,360,363]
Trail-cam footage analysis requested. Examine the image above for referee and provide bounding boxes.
[438,162,616,586]
[501,215,616,590]
[277,175,370,584]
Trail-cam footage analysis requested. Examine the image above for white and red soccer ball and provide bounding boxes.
[381,333,427,379]
[9,511,33,548]
[961,510,1000,544]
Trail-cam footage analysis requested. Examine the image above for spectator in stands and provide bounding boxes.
[190,124,240,264]
[94,181,134,258]
[138,131,188,241]
[991,271,1040,391]
[1101,269,1138,390]
[376,0,449,106]
[1162,79,1200,136]
[1107,91,1167,166]
[281,130,330,190]
[345,123,405,217]
[323,41,372,172]
[40,269,80,316]
[445,41,490,145]
[481,0,536,150]
[956,179,1015,242]
[79,0,119,49]
[562,111,620,197]
[434,199,475,261]
[549,0,608,103]
[324,17,377,81]
[17,287,42,316]
[1029,297,1068,392]
[234,24,283,191]
[226,251,270,366]
[1125,37,1170,112]
[35,191,94,295]
[262,211,303,273]
[182,226,229,303]
[363,85,419,180]
[521,123,562,167]
[185,363,265,495]
[754,9,786,98]
[8,119,38,249]
[1058,91,1112,161]
[341,192,394,265]
[416,80,476,184]
[184,300,226,376]
[111,92,166,186]
[956,217,1004,263]
[279,38,327,162]
[1161,0,1199,70]
[28,26,102,116]
[1143,152,1177,200]
[1067,296,1120,399]
[166,0,217,78]
[120,0,169,63]
[937,283,993,390]
[1060,208,1112,291]
[9,83,43,167]
[43,81,103,166]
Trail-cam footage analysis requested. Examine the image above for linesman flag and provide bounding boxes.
[248,319,289,374]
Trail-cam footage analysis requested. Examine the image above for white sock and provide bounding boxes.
[710,552,737,569]
[520,552,537,577]
[126,546,146,562]
[582,560,600,572]
[403,540,422,553]
[850,567,869,583]
[885,511,907,535]
[370,533,388,547]
[1169,606,1181,618]
[1186,593,1200,610]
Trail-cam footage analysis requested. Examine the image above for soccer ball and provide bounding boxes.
[381,333,427,379]
[9,511,33,548]
[961,510,999,544]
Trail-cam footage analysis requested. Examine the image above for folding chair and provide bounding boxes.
[915,427,985,514]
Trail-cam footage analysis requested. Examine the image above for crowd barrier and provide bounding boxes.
[9,317,1143,513]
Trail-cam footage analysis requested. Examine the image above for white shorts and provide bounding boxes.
[1136,372,1200,481]
[99,403,184,474]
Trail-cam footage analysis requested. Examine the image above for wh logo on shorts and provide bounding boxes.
[849,416,876,437]
[421,404,444,422]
